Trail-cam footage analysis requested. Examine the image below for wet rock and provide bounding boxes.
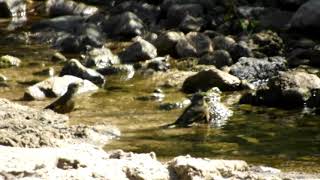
[179,14,205,32]
[159,70,197,89]
[0,74,7,82]
[51,52,67,62]
[176,32,213,58]
[240,70,320,108]
[290,0,320,31]
[111,1,160,25]
[60,59,105,85]
[159,99,191,111]
[229,56,287,84]
[24,75,98,100]
[31,15,85,33]
[172,88,232,128]
[0,98,119,148]
[229,41,253,61]
[0,0,26,18]
[212,35,236,50]
[103,11,144,38]
[199,50,233,68]
[82,46,119,69]
[97,64,135,80]
[136,88,165,101]
[0,55,21,68]
[252,30,284,56]
[118,37,157,63]
[33,67,55,77]
[168,155,249,179]
[135,56,170,72]
[182,67,242,93]
[165,3,204,28]
[154,31,185,56]
[54,23,105,53]
[46,0,98,17]
[31,16,104,53]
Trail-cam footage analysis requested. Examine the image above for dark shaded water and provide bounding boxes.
[0,18,320,173]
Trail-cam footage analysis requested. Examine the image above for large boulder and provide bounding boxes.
[229,56,287,84]
[103,11,144,38]
[118,37,157,63]
[182,68,242,93]
[60,59,105,85]
[46,0,98,17]
[290,0,320,31]
[240,70,320,108]
[176,32,213,58]
[24,75,98,100]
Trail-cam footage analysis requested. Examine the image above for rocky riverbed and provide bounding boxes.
[1,0,320,178]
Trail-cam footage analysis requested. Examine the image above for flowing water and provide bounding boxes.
[1,18,320,173]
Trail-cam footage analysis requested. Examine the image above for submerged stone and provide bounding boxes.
[0,55,21,68]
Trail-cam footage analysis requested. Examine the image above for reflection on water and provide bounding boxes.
[0,40,320,173]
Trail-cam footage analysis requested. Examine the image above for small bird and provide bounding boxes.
[170,92,210,127]
[45,82,81,114]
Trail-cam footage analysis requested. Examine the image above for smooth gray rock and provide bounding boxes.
[119,37,157,63]
[166,3,203,27]
[0,55,21,68]
[290,0,320,30]
[213,35,235,50]
[97,64,135,80]
[179,14,205,32]
[182,67,242,93]
[46,0,98,17]
[199,50,233,68]
[103,11,144,38]
[176,32,213,58]
[60,59,105,85]
[82,46,119,69]
[154,31,185,56]
[111,1,160,25]
[24,75,98,100]
[0,74,7,82]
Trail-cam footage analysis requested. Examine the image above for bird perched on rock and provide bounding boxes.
[170,92,210,127]
[45,82,81,114]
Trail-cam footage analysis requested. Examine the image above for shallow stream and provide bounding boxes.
[0,18,320,173]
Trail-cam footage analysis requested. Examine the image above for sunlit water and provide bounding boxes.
[0,19,319,173]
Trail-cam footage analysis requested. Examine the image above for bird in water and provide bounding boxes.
[45,82,82,114]
[169,92,210,127]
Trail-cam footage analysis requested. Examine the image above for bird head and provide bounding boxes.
[67,82,82,95]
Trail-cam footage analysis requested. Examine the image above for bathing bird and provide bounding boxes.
[45,82,81,114]
[171,92,210,127]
